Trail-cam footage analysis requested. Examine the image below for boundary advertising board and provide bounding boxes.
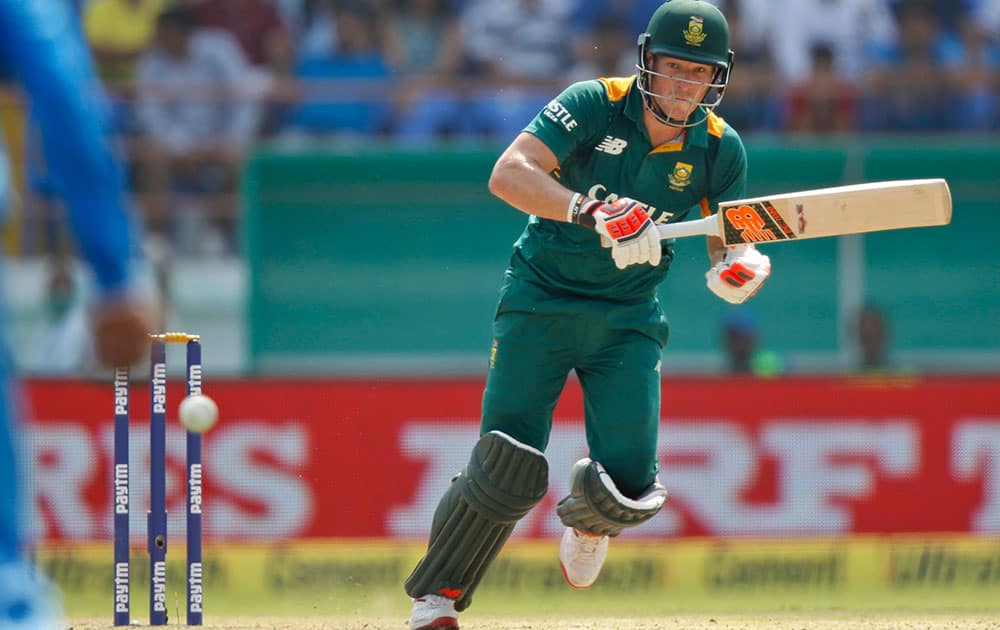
[22,376,1000,542]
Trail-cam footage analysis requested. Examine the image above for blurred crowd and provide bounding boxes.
[720,303,895,377]
[78,0,1000,141]
[4,0,1000,259]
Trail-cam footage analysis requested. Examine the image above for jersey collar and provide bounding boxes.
[625,79,710,150]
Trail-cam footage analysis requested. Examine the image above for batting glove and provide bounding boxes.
[706,244,771,304]
[568,194,662,269]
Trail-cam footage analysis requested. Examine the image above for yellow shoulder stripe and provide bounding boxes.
[598,76,634,102]
[707,112,726,138]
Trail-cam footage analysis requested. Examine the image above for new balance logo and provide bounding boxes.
[595,136,628,155]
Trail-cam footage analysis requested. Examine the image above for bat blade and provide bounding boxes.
[656,179,952,244]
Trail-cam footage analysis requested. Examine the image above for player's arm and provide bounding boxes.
[0,0,151,365]
[490,133,660,269]
[489,133,573,222]
[0,0,132,297]
[489,80,661,269]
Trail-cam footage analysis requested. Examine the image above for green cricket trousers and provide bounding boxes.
[480,278,670,499]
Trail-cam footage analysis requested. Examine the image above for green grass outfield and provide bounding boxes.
[66,612,1000,630]
[40,536,1000,627]
[59,582,1000,619]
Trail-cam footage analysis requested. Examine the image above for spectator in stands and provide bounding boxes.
[886,0,977,38]
[953,2,1000,131]
[716,0,771,54]
[294,0,339,61]
[722,309,757,374]
[293,0,395,65]
[84,0,167,84]
[134,6,260,255]
[284,1,392,137]
[721,309,783,376]
[457,0,572,140]
[27,258,93,375]
[382,0,461,76]
[970,0,1000,36]
[569,0,619,30]
[387,0,465,143]
[862,1,959,131]
[192,0,292,74]
[566,14,633,83]
[713,0,781,131]
[270,0,308,38]
[784,44,858,133]
[83,0,167,133]
[191,0,292,134]
[855,303,889,371]
[571,0,665,42]
[767,0,897,84]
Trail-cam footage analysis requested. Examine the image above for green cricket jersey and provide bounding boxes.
[511,76,747,303]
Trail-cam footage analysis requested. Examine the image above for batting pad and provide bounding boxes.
[556,458,667,537]
[404,430,548,611]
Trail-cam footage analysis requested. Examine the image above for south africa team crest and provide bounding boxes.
[683,16,707,46]
[668,162,694,191]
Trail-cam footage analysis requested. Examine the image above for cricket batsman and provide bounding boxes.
[405,1,770,628]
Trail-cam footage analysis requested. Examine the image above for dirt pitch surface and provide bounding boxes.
[68,612,1000,630]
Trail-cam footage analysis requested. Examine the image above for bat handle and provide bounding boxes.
[656,214,721,240]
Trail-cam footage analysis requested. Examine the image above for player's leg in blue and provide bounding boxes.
[557,329,668,589]
[0,377,64,629]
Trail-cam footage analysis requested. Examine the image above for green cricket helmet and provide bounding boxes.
[636,0,734,127]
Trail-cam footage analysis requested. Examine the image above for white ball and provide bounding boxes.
[178,394,219,433]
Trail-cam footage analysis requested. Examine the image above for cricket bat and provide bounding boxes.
[656,178,952,244]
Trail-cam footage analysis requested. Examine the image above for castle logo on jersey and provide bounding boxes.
[683,16,707,46]
[543,100,578,132]
[668,162,694,191]
[595,136,628,155]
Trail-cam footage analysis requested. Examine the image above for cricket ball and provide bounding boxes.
[179,394,219,433]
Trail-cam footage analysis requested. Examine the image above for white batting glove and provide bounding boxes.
[568,194,662,269]
[706,244,771,304]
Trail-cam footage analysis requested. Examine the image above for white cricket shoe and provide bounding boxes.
[559,526,609,589]
[409,593,459,630]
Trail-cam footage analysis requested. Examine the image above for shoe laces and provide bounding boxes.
[575,530,604,555]
[417,594,454,608]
